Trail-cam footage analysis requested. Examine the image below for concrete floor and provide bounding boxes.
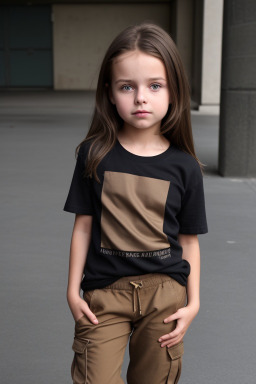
[0,91,256,384]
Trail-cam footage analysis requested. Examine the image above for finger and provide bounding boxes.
[74,313,85,322]
[166,337,183,348]
[158,325,183,342]
[168,325,183,339]
[163,309,181,323]
[161,336,181,348]
[83,304,99,324]
[160,332,184,348]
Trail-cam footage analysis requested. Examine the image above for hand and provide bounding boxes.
[67,293,99,325]
[158,304,199,348]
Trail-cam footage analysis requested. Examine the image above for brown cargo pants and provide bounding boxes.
[71,273,187,384]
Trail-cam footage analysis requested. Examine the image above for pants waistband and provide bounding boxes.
[104,273,172,290]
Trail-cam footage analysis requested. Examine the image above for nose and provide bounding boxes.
[135,87,147,104]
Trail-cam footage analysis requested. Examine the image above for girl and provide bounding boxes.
[64,23,208,384]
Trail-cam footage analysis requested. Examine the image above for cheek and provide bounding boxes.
[155,98,170,116]
[115,97,131,117]
[151,88,169,108]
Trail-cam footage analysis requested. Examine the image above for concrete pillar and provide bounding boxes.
[200,0,224,112]
[191,0,204,109]
[219,0,256,176]
[176,0,194,86]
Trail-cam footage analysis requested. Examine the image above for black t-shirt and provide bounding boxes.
[63,139,208,292]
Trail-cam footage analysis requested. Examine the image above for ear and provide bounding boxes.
[106,83,115,105]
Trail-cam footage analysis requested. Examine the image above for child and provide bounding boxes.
[63,23,208,384]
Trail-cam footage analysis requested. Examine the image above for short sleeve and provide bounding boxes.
[177,167,208,234]
[63,144,94,215]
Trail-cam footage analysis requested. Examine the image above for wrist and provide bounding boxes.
[66,287,81,303]
[186,300,200,314]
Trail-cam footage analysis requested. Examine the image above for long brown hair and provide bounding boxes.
[76,23,201,183]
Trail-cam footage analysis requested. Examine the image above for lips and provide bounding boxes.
[132,110,151,118]
[132,110,150,114]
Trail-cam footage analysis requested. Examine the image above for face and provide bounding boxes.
[109,50,170,133]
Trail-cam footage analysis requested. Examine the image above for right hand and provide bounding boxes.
[67,293,99,325]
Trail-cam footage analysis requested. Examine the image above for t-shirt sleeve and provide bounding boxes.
[63,144,94,215]
[177,164,208,234]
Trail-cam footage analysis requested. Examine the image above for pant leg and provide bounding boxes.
[127,277,187,384]
[71,288,132,384]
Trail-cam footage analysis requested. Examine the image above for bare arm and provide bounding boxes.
[158,234,200,348]
[66,214,98,324]
[179,234,200,311]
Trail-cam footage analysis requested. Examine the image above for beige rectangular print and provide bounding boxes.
[101,171,170,253]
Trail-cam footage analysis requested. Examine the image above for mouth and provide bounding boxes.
[132,110,151,117]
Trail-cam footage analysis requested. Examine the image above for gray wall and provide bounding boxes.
[219,0,256,176]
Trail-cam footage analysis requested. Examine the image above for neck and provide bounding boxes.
[117,124,171,156]
[118,123,167,147]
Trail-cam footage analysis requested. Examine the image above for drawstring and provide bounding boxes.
[129,281,143,315]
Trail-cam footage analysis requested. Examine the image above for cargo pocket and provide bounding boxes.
[71,338,90,384]
[166,341,184,384]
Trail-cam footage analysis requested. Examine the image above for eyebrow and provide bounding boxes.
[115,77,166,84]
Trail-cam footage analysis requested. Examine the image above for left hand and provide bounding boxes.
[158,304,199,348]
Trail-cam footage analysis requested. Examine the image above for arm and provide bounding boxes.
[179,234,200,311]
[66,214,98,324]
[158,234,200,348]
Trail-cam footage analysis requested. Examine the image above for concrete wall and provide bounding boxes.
[170,0,223,111]
[218,0,256,176]
[53,4,171,90]
[191,0,204,108]
[200,0,224,110]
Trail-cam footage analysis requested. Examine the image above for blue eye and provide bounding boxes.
[121,85,133,91]
[151,83,161,91]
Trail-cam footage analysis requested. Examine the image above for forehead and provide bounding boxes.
[111,50,167,80]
